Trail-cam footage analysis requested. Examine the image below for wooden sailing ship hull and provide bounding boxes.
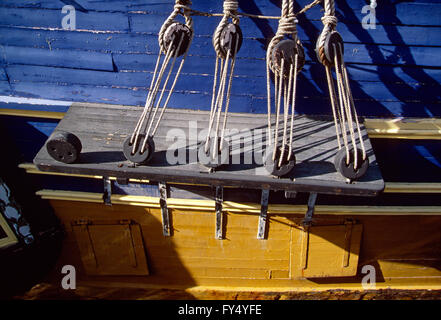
[0,0,440,296]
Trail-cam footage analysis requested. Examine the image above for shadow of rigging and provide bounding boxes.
[335,0,441,117]
[239,0,440,117]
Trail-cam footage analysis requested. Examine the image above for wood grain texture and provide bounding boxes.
[1,0,439,197]
[293,223,363,278]
[39,199,441,289]
[72,222,149,276]
[34,103,384,196]
[0,7,130,31]
[0,0,440,118]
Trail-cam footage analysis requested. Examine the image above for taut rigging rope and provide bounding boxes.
[123,0,194,164]
[316,0,369,180]
[264,0,304,176]
[199,0,243,168]
[121,0,369,181]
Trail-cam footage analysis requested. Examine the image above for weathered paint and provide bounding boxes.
[0,0,439,117]
[46,199,441,289]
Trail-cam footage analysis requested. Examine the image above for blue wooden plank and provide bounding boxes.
[0,101,70,113]
[9,79,441,118]
[10,81,144,105]
[0,4,439,65]
[129,11,441,47]
[10,80,255,112]
[0,80,12,94]
[352,81,441,104]
[340,1,441,26]
[5,65,265,97]
[112,52,267,76]
[2,22,440,63]
[343,64,441,85]
[0,0,174,12]
[6,65,150,87]
[313,24,441,47]
[7,64,441,106]
[2,25,440,83]
[9,62,441,89]
[112,41,441,75]
[0,27,266,55]
[1,1,440,27]
[0,67,7,81]
[0,0,272,14]
[0,27,270,57]
[0,27,154,53]
[126,1,441,27]
[316,98,439,118]
[1,45,114,71]
[1,30,440,71]
[0,7,129,31]
[6,79,243,109]
[127,10,259,36]
[343,43,441,68]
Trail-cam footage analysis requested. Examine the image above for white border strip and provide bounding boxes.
[0,95,72,106]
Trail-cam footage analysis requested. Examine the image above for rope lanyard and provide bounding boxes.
[266,0,304,168]
[128,0,194,157]
[317,0,366,169]
[203,0,242,162]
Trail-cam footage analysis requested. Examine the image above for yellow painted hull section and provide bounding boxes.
[45,199,441,291]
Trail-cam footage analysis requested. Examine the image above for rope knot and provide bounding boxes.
[174,0,192,17]
[223,0,239,23]
[159,0,193,54]
[321,15,338,27]
[277,15,298,36]
[223,0,238,13]
[175,0,191,5]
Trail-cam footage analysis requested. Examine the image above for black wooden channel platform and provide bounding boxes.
[34,103,384,197]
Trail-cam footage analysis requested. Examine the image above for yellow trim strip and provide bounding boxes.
[21,163,441,194]
[36,189,441,216]
[0,109,65,119]
[2,108,441,140]
[364,117,441,140]
[18,163,150,183]
[19,163,105,180]
[384,182,441,194]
